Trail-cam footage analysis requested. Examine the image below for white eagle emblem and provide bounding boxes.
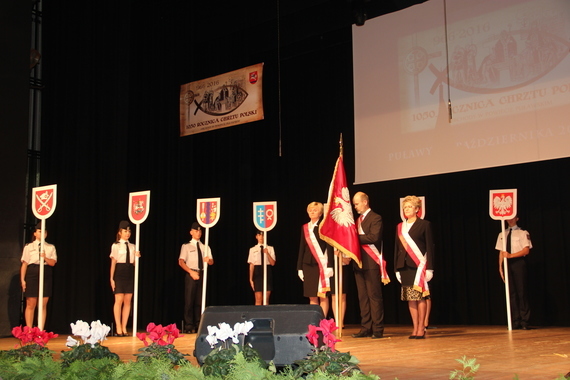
[330,187,355,227]
[493,194,513,216]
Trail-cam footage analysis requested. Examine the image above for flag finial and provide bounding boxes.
[339,133,343,157]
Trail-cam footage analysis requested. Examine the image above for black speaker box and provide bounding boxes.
[194,304,324,366]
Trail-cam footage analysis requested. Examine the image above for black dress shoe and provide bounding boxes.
[512,325,522,330]
[408,335,417,339]
[351,330,372,338]
[522,326,534,330]
[371,334,384,339]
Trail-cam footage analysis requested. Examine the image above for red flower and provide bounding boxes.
[11,325,58,348]
[306,324,321,347]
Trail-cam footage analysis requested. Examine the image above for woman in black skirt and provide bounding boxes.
[20,223,57,328]
[394,196,434,339]
[109,221,139,336]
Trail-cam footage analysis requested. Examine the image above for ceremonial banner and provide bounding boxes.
[180,63,264,136]
[197,198,221,228]
[129,191,151,225]
[128,190,150,337]
[319,154,361,266]
[400,196,426,222]
[489,188,518,331]
[32,184,57,220]
[253,201,277,231]
[489,189,517,220]
[31,184,57,330]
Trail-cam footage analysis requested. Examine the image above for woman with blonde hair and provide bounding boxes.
[394,196,434,339]
[297,202,334,316]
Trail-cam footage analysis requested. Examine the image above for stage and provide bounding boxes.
[1,325,568,379]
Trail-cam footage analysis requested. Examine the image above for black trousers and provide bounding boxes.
[507,257,530,327]
[184,273,203,329]
[354,267,385,335]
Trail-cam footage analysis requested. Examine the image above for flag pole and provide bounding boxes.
[337,134,344,336]
[263,231,268,305]
[38,219,46,330]
[501,222,512,331]
[132,223,141,337]
[201,227,210,313]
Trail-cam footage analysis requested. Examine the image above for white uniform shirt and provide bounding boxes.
[109,239,136,264]
[247,244,276,266]
[179,239,213,270]
[21,240,57,264]
[495,226,532,254]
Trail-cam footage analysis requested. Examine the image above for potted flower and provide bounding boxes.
[294,318,363,377]
[0,326,57,361]
[200,321,267,377]
[60,320,119,367]
[135,322,189,365]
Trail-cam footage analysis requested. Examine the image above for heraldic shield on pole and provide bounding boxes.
[196,197,220,313]
[489,188,517,331]
[31,184,57,330]
[253,201,277,305]
[128,190,151,337]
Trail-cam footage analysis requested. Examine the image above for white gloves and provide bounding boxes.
[324,267,334,278]
[426,269,434,282]
[298,270,304,281]
[395,272,401,283]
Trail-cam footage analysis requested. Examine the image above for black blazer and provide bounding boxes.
[394,218,434,271]
[355,210,383,270]
[297,223,333,270]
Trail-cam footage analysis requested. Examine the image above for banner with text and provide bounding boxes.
[179,63,264,136]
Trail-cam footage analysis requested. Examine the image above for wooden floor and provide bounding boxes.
[1,325,569,379]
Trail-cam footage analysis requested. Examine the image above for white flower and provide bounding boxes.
[233,321,254,336]
[85,335,99,347]
[66,336,78,348]
[90,320,110,343]
[216,323,233,342]
[206,334,219,348]
[70,320,91,342]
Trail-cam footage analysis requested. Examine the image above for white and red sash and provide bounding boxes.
[303,223,330,297]
[361,244,390,285]
[397,222,429,296]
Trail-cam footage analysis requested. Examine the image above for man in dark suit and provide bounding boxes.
[351,192,385,339]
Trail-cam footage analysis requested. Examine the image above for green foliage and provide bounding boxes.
[0,356,62,380]
[0,343,54,362]
[201,344,267,378]
[449,356,480,380]
[59,343,120,368]
[61,357,120,380]
[134,342,189,366]
[292,346,362,378]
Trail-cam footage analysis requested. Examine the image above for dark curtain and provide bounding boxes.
[36,0,570,333]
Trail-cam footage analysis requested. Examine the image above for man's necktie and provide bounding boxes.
[260,245,264,263]
[125,242,131,264]
[506,229,512,253]
[197,242,203,270]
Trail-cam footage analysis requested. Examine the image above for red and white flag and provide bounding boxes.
[319,155,361,266]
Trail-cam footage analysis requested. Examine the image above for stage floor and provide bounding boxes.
[1,325,569,379]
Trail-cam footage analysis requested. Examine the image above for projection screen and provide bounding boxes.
[353,0,570,184]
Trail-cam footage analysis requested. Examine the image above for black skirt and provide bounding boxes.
[253,265,273,291]
[24,264,53,297]
[114,263,135,294]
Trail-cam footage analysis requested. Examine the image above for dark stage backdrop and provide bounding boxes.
[31,0,569,334]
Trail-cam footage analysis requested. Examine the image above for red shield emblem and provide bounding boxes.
[197,198,221,228]
[249,71,258,84]
[253,201,277,231]
[129,191,151,224]
[32,185,57,219]
[489,189,517,220]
